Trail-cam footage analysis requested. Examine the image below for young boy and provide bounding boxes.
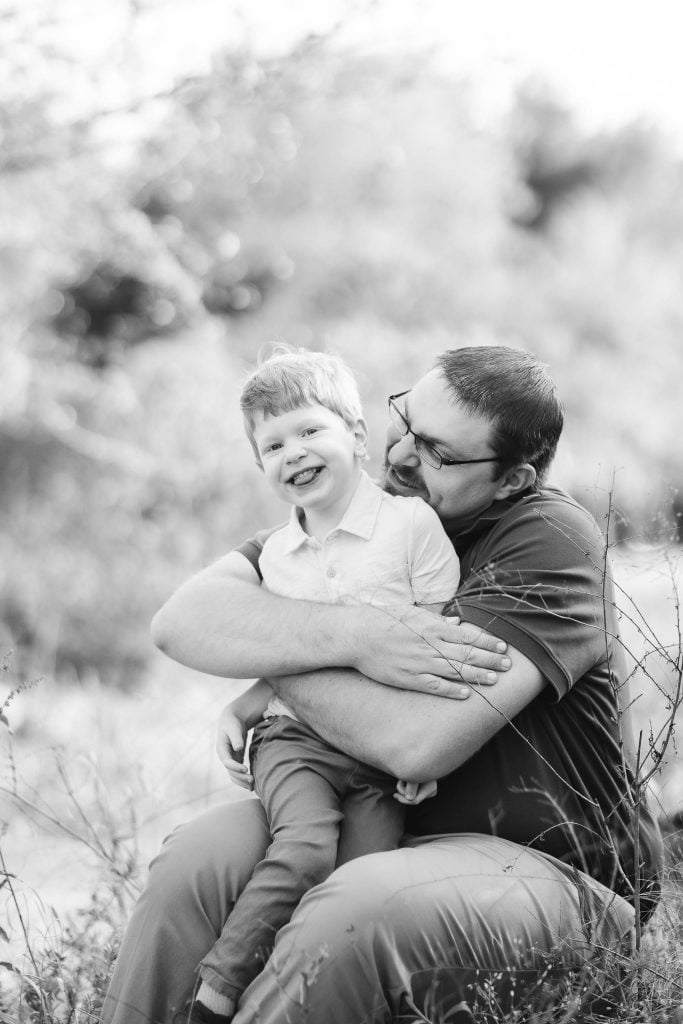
[192,347,460,1023]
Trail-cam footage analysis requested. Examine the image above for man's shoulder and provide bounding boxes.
[504,484,601,535]
[483,484,606,566]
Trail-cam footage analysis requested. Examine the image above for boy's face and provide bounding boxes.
[252,404,367,519]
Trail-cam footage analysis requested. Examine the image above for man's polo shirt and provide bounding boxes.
[258,470,460,608]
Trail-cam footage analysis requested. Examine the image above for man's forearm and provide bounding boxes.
[269,668,466,780]
[151,552,511,689]
[152,575,366,678]
[269,670,398,771]
[270,647,544,781]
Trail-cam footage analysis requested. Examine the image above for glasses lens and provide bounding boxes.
[389,399,408,436]
[414,438,441,470]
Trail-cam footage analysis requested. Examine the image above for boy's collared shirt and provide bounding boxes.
[259,470,460,609]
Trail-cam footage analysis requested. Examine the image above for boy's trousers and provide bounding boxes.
[199,715,404,1000]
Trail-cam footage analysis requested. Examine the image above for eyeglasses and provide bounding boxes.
[388,391,500,471]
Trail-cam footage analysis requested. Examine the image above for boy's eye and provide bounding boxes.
[263,442,283,455]
[302,427,320,437]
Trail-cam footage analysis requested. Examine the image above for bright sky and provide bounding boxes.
[32,0,683,147]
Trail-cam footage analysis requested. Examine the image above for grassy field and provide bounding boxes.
[1,545,682,1022]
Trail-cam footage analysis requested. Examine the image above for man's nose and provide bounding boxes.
[387,427,420,465]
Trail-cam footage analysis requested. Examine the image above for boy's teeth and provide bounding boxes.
[291,468,320,485]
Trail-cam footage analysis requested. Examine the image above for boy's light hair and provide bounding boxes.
[241,345,364,460]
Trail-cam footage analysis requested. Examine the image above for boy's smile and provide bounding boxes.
[252,404,368,533]
[286,466,324,487]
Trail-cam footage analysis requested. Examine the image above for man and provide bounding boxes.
[103,347,662,1024]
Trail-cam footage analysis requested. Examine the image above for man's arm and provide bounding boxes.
[267,642,545,781]
[151,552,511,695]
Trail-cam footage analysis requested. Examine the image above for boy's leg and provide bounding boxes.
[232,834,635,1024]
[336,767,405,866]
[101,798,270,1024]
[198,721,348,1000]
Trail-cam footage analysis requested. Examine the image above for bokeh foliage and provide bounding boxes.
[2,13,681,686]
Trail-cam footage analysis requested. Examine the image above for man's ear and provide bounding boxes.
[493,463,536,499]
[352,417,369,461]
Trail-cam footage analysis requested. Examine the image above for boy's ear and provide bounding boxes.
[493,463,536,499]
[352,417,369,460]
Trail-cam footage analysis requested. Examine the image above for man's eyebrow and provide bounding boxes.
[404,393,458,455]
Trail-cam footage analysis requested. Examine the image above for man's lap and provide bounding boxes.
[104,799,635,1024]
[235,833,634,1023]
[161,802,635,968]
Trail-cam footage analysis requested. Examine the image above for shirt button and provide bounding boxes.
[326,567,336,577]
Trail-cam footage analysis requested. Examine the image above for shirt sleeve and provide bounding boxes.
[234,526,281,580]
[449,494,613,698]
[407,499,461,605]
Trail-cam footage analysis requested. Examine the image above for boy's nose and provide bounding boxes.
[285,443,307,463]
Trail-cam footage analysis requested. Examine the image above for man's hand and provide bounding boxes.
[394,779,438,805]
[354,605,511,699]
[216,705,253,791]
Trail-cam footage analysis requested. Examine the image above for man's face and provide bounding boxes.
[384,368,505,528]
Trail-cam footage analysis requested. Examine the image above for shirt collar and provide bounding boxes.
[281,470,382,554]
[336,470,383,539]
[281,506,313,554]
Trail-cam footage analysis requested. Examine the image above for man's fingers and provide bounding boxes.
[440,622,508,654]
[423,651,499,683]
[414,675,473,699]
[455,664,502,686]
[437,642,511,672]
[427,657,502,686]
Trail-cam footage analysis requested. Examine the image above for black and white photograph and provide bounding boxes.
[1,2,682,1021]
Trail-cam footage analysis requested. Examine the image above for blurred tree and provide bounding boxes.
[504,93,683,531]
[0,0,205,681]
[508,80,599,230]
[1,10,681,688]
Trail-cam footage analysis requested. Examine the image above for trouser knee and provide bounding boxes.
[146,800,271,934]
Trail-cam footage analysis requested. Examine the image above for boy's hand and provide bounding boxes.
[394,779,438,805]
[216,705,253,790]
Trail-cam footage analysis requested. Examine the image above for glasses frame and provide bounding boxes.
[388,391,500,471]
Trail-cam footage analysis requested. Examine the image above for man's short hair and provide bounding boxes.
[241,346,363,460]
[435,346,564,484]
